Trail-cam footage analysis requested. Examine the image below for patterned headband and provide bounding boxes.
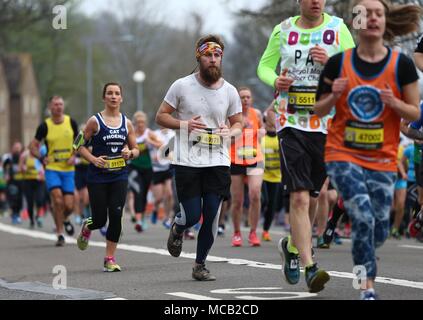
[196,42,223,59]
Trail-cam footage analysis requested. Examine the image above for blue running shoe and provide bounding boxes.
[360,289,377,300]
[305,263,330,293]
[277,236,300,285]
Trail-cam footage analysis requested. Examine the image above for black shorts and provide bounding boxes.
[152,169,174,185]
[75,165,89,191]
[230,162,264,176]
[278,128,327,198]
[174,165,231,202]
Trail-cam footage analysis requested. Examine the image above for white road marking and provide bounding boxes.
[400,245,423,250]
[1,222,422,291]
[167,292,221,300]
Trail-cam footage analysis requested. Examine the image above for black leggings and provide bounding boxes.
[87,181,128,243]
[175,194,223,265]
[6,180,22,215]
[262,181,281,231]
[22,180,45,223]
[129,167,152,213]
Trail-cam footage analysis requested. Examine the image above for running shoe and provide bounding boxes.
[64,220,75,236]
[408,210,423,238]
[231,232,242,247]
[248,231,261,247]
[305,263,330,293]
[74,215,82,226]
[163,218,172,230]
[217,225,225,237]
[316,236,330,249]
[192,264,216,281]
[103,257,121,272]
[390,228,401,240]
[360,289,377,300]
[135,221,143,233]
[262,231,272,242]
[278,236,300,285]
[56,235,65,247]
[142,219,149,231]
[323,221,336,245]
[11,215,22,225]
[36,216,43,228]
[77,219,92,251]
[333,232,343,245]
[167,223,183,257]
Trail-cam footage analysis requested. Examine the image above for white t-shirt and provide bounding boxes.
[164,73,242,168]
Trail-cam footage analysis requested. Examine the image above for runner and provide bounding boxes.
[19,147,46,229]
[149,128,175,229]
[314,0,421,299]
[230,87,264,247]
[30,96,78,246]
[129,111,159,233]
[156,34,242,281]
[75,82,139,272]
[257,0,355,293]
[415,34,423,71]
[3,142,24,225]
[261,107,282,241]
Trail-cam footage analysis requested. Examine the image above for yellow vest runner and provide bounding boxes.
[45,115,75,172]
[262,133,282,183]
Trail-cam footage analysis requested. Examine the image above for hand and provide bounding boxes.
[216,123,230,138]
[332,78,349,100]
[274,68,294,92]
[66,155,76,166]
[380,84,400,109]
[92,156,108,168]
[121,147,132,160]
[186,115,207,133]
[309,45,329,65]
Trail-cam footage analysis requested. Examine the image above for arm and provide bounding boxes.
[414,52,423,72]
[381,81,420,121]
[147,131,164,149]
[78,117,106,168]
[257,25,281,89]
[314,77,348,118]
[121,120,139,161]
[156,101,206,133]
[398,156,408,180]
[255,108,266,139]
[30,122,47,160]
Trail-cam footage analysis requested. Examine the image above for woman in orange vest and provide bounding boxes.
[314,0,421,300]
[230,87,264,247]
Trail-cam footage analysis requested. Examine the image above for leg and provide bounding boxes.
[230,174,245,234]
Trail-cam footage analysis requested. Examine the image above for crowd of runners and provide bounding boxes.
[1,0,423,300]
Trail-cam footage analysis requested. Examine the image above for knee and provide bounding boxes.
[249,189,261,204]
[290,193,309,211]
[231,197,243,212]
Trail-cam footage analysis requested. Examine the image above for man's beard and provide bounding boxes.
[199,64,222,84]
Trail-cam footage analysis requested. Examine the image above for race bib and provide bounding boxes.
[344,121,384,150]
[287,86,316,111]
[105,156,126,171]
[192,129,222,148]
[237,147,257,160]
[52,149,72,162]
